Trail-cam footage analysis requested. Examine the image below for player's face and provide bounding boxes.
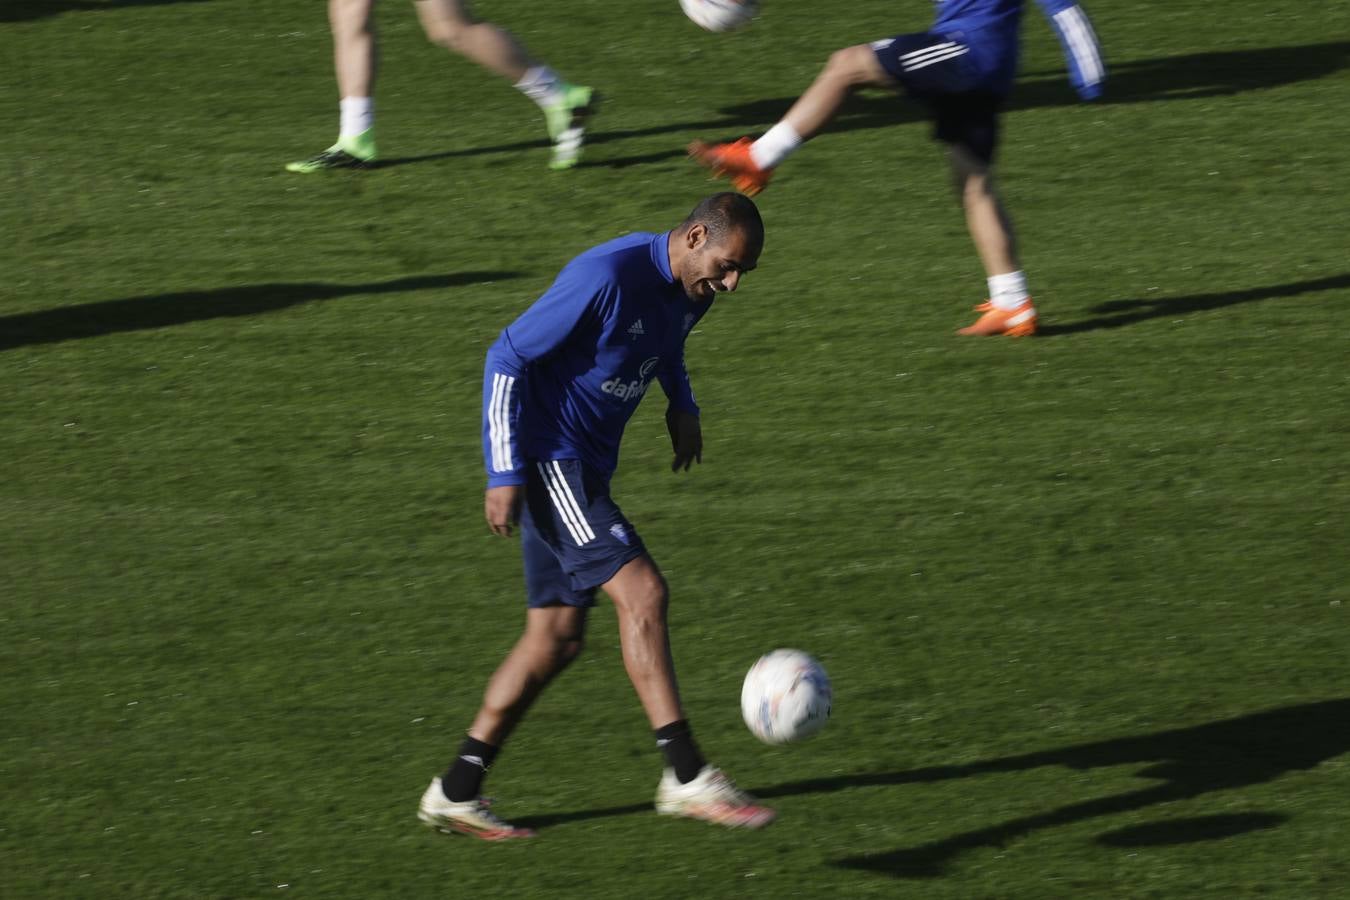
[681,225,760,302]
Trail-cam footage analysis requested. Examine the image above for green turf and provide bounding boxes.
[3,1,1349,897]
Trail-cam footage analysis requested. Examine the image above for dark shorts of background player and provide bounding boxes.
[520,458,647,608]
[871,32,1007,164]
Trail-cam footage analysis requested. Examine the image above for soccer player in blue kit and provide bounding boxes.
[691,0,1105,336]
[417,194,775,839]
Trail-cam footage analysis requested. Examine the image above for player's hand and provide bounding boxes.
[666,408,703,472]
[484,485,524,537]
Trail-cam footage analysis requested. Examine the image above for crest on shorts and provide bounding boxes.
[609,523,631,545]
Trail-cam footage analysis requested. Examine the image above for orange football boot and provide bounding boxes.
[958,299,1038,336]
[688,138,772,196]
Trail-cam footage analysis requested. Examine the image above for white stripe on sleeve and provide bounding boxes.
[1055,6,1104,86]
[489,373,515,473]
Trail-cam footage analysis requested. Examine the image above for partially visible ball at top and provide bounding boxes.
[680,0,759,33]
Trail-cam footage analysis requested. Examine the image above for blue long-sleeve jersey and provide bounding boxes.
[483,232,707,488]
[930,0,1105,98]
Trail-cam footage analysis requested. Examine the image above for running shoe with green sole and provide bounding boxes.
[544,85,599,171]
[285,129,377,173]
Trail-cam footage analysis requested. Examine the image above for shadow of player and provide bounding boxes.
[511,698,1349,878]
[772,698,1350,879]
[2,0,212,23]
[0,271,521,351]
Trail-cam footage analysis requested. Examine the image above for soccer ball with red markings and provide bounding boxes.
[679,0,758,33]
[740,649,832,744]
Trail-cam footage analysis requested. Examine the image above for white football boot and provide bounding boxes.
[417,777,535,840]
[655,766,776,829]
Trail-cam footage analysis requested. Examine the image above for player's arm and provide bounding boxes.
[1035,0,1105,100]
[659,308,706,473]
[481,265,615,534]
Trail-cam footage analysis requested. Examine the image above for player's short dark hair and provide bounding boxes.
[681,192,764,249]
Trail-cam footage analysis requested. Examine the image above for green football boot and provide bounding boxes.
[285,129,377,173]
[543,85,599,171]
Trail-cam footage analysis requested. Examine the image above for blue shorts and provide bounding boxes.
[871,31,1006,163]
[520,459,647,608]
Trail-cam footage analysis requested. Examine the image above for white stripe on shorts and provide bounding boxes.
[538,461,595,546]
[903,45,970,72]
[900,41,956,62]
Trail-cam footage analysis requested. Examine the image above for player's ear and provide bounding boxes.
[686,223,708,251]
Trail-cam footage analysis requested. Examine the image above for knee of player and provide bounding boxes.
[624,576,670,622]
[824,45,874,84]
[423,20,470,51]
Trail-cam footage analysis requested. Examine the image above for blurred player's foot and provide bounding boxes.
[285,129,377,173]
[655,766,776,829]
[544,85,599,170]
[417,777,535,840]
[958,299,1038,336]
[688,138,772,196]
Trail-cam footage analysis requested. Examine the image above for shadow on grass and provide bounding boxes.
[826,698,1350,878]
[378,41,1350,170]
[2,0,211,23]
[0,271,520,351]
[1040,272,1350,335]
[515,699,1349,878]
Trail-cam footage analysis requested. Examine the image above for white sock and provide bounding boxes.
[750,122,802,170]
[987,270,1031,310]
[516,66,566,109]
[339,96,374,138]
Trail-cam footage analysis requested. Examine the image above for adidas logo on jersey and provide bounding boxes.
[627,319,645,338]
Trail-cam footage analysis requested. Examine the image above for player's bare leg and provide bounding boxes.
[602,555,684,726]
[690,44,894,194]
[780,44,895,139]
[419,605,586,840]
[951,145,1019,277]
[331,0,378,98]
[414,0,529,80]
[951,144,1037,335]
[604,555,774,829]
[467,605,588,744]
[415,0,598,169]
[287,0,378,171]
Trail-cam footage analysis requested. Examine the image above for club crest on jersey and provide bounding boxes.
[627,319,646,339]
[601,356,660,402]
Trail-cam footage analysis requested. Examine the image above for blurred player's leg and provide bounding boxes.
[286,0,379,172]
[418,604,587,839]
[465,604,588,745]
[689,44,893,194]
[950,145,1037,335]
[415,0,597,169]
[603,555,775,829]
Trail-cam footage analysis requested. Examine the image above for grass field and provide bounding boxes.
[4,1,1349,897]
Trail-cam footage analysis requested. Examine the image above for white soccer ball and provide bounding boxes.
[740,649,832,744]
[680,0,758,33]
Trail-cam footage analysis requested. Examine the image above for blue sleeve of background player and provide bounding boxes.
[1035,0,1105,100]
[482,262,617,487]
[657,304,709,416]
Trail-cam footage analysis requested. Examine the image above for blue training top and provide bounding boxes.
[482,232,707,488]
[930,0,1105,98]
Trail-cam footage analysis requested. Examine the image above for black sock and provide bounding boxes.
[441,736,500,802]
[655,719,706,785]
